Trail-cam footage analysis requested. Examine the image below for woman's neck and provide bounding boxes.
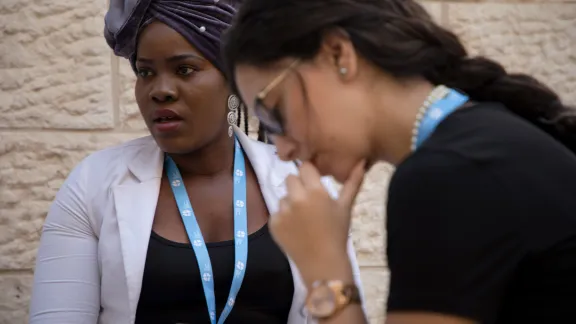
[167,134,236,178]
[370,79,435,166]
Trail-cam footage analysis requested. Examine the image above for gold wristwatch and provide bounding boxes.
[305,280,361,319]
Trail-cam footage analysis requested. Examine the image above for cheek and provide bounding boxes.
[306,84,368,151]
[320,115,368,156]
[312,135,366,182]
[308,110,370,177]
[181,73,228,119]
[281,88,314,158]
[292,89,339,154]
[293,73,346,141]
[134,80,149,115]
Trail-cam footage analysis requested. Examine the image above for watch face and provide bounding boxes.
[306,285,337,318]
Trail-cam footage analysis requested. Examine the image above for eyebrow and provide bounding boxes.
[136,54,205,63]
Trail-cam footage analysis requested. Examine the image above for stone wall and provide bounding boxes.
[1,1,574,323]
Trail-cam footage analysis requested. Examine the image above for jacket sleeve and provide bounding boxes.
[29,158,100,324]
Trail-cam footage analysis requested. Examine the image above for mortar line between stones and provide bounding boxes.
[440,1,449,27]
[111,53,121,129]
[0,128,147,135]
[0,269,33,275]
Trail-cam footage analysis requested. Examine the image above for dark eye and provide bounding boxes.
[136,68,153,78]
[177,66,197,76]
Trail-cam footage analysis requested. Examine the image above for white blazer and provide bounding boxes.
[29,127,364,324]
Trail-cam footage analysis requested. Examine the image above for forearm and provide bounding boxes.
[321,305,368,324]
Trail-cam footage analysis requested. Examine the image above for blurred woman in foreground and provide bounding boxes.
[223,0,576,323]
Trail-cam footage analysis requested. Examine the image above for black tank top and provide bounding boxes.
[135,224,294,324]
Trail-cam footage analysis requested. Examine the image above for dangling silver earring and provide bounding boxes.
[227,94,240,137]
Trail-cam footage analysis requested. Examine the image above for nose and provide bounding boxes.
[274,136,299,162]
[149,75,178,103]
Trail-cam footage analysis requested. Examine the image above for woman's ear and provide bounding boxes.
[318,28,358,82]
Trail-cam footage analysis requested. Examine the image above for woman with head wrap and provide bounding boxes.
[28,1,363,323]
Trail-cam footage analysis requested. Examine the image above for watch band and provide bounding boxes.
[306,280,362,320]
[340,282,362,304]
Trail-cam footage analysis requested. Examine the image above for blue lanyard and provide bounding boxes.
[414,88,469,150]
[164,136,248,324]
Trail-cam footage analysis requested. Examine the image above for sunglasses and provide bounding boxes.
[253,60,301,137]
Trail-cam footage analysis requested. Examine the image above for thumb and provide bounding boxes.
[338,160,366,209]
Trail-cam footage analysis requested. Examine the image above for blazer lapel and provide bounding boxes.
[112,137,163,322]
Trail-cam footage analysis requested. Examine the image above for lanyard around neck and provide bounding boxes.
[414,88,470,150]
[164,136,248,324]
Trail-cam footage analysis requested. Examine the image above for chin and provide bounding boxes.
[151,136,194,155]
[313,157,355,184]
[332,169,352,184]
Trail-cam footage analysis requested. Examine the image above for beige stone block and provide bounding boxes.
[419,1,443,23]
[336,163,394,267]
[118,58,147,130]
[361,267,390,324]
[0,273,32,324]
[0,0,114,129]
[448,3,576,103]
[0,131,145,269]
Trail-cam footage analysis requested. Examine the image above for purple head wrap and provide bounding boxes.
[104,0,236,72]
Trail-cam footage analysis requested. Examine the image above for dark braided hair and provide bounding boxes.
[234,101,249,135]
[234,100,267,142]
[223,0,576,152]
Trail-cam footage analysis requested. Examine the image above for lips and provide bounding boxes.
[155,116,180,123]
[152,109,183,123]
[151,109,183,134]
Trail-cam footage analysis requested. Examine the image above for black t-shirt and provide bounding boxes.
[135,224,294,324]
[386,102,576,323]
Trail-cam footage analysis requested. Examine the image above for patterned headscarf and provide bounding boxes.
[104,0,237,72]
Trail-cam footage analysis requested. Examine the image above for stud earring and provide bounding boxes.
[227,94,240,137]
[339,67,348,76]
